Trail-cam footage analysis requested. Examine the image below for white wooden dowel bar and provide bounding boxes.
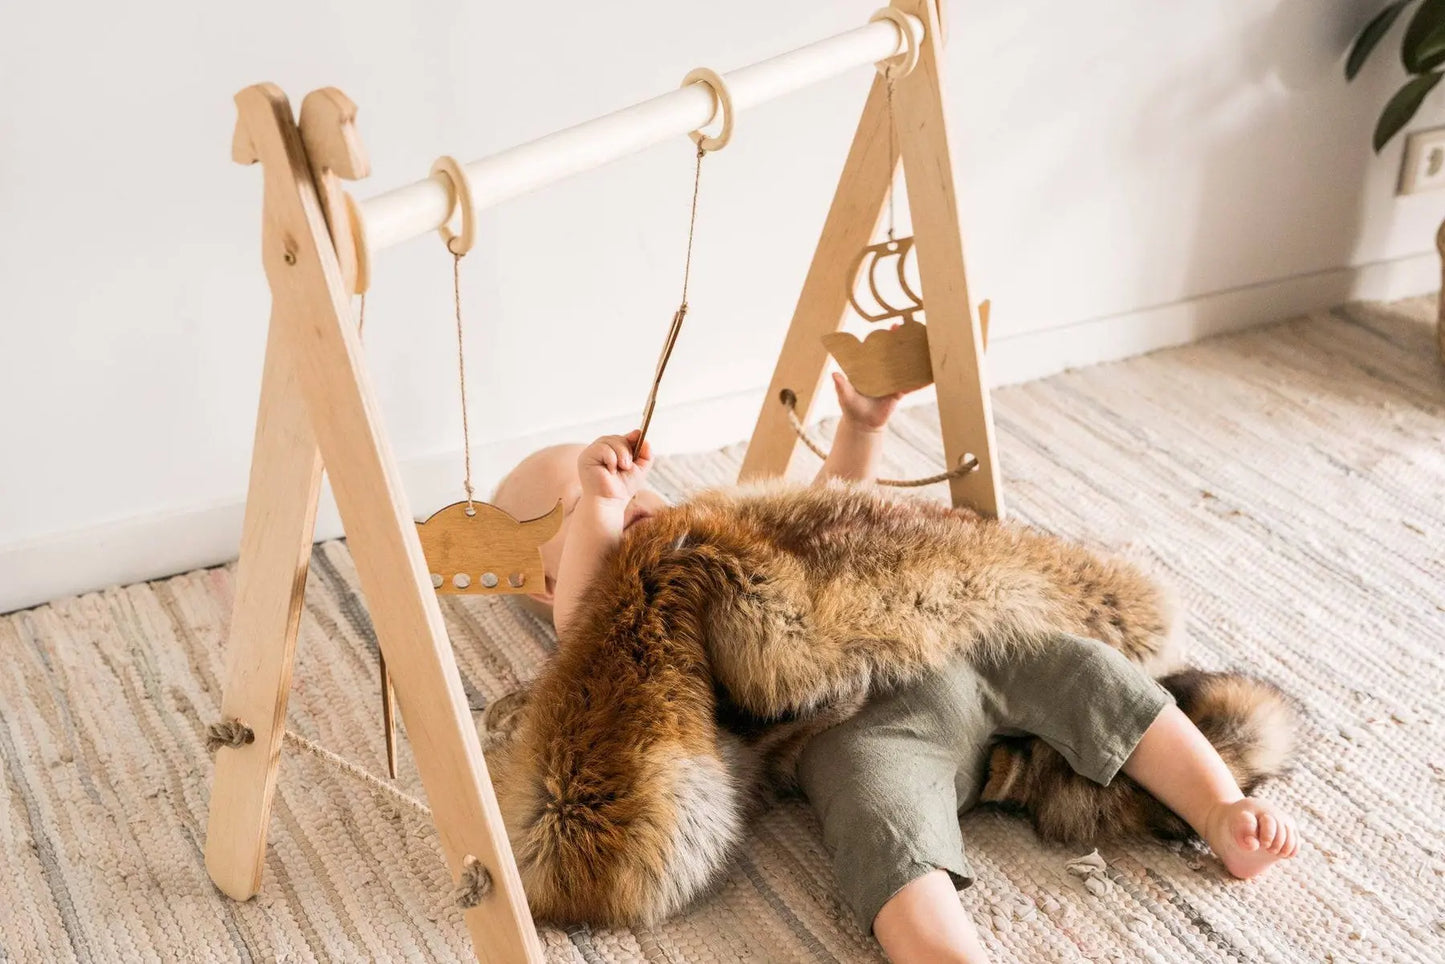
[356,13,923,256]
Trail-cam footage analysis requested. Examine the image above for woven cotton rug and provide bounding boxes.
[3,298,1443,962]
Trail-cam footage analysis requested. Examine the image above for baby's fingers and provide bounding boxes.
[582,437,624,472]
[624,429,653,467]
[602,437,634,472]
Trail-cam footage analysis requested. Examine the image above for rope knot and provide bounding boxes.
[455,855,493,909]
[206,719,255,752]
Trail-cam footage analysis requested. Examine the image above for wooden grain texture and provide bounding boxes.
[207,84,543,964]
[298,88,368,293]
[417,500,562,595]
[204,303,324,901]
[890,0,1004,517]
[738,73,895,483]
[206,86,377,902]
[822,320,934,396]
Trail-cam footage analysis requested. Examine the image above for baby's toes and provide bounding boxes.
[1276,819,1296,855]
[1231,807,1261,851]
[1257,811,1279,850]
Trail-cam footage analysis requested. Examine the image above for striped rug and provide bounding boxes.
[2,297,1443,962]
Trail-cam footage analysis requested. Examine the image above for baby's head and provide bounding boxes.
[491,442,666,622]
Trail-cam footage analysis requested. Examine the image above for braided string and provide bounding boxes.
[206,718,494,910]
[636,146,707,454]
[778,390,978,487]
[452,253,476,512]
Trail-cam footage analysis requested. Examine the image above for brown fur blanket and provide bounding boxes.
[484,482,1294,926]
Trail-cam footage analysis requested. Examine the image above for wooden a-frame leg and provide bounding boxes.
[890,0,1003,517]
[205,308,324,900]
[208,85,543,964]
[740,1,1004,518]
[738,72,895,484]
[205,87,365,906]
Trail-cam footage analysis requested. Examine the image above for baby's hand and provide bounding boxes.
[579,431,653,503]
[833,371,904,432]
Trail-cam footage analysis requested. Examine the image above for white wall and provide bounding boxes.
[1,0,1441,613]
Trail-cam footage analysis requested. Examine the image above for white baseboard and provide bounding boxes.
[985,252,1440,386]
[2,253,1436,614]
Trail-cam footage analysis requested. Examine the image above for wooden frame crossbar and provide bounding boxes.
[204,3,997,962]
[353,14,924,256]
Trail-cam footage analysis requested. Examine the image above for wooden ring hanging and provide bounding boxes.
[868,9,920,79]
[430,155,477,256]
[680,68,734,152]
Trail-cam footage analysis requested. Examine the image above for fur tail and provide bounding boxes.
[1160,669,1296,793]
[483,575,762,928]
[486,726,758,927]
[979,670,1296,843]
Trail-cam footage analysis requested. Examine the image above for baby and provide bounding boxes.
[488,374,1299,963]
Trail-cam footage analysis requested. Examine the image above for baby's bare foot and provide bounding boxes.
[1203,797,1299,879]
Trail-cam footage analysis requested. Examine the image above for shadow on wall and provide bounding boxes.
[1147,0,1388,333]
[1109,0,1427,358]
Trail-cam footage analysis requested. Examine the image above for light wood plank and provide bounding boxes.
[822,319,934,397]
[204,306,324,901]
[417,500,561,595]
[890,0,1005,517]
[738,74,896,482]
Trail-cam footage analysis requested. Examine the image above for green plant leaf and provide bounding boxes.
[1403,0,1445,71]
[1348,1,1412,80]
[1375,71,1443,150]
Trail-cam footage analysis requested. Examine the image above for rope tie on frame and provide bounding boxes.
[205,718,494,909]
[455,855,494,909]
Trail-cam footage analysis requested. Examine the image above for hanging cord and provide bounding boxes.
[885,71,897,242]
[357,293,367,336]
[452,253,477,513]
[679,145,704,310]
[429,155,480,513]
[636,145,706,455]
[633,67,731,454]
[205,719,494,908]
[777,389,978,487]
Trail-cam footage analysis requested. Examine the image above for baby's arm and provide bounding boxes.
[814,371,905,485]
[553,431,653,636]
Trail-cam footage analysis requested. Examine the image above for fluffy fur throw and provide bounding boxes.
[484,482,1295,926]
